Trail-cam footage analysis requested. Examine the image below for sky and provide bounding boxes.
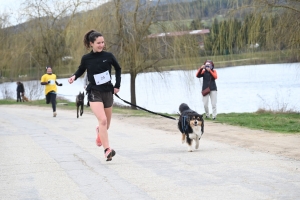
[0,0,108,26]
[0,0,23,25]
[0,0,21,13]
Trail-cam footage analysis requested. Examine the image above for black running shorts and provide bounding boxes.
[88,90,113,108]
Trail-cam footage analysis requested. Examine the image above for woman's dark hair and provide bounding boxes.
[203,60,214,68]
[83,30,103,49]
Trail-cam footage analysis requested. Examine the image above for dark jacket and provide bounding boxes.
[17,83,25,93]
[73,51,121,93]
[196,68,218,91]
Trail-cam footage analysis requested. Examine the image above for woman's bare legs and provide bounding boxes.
[90,102,112,149]
[105,106,112,130]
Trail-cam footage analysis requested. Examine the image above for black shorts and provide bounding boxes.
[88,90,113,108]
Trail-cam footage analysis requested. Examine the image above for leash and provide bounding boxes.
[114,94,177,121]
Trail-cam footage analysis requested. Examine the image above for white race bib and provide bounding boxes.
[48,80,55,85]
[93,71,111,85]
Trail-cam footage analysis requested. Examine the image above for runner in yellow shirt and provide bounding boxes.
[40,67,63,117]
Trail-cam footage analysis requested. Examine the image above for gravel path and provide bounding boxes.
[1,105,299,200]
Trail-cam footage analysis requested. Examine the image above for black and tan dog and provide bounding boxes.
[178,103,204,152]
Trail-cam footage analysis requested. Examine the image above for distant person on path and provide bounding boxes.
[40,66,63,117]
[16,81,25,102]
[68,30,121,161]
[196,60,218,120]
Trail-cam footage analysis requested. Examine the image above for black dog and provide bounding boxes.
[178,103,204,152]
[76,92,84,118]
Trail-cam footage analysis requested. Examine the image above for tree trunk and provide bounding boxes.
[130,72,137,110]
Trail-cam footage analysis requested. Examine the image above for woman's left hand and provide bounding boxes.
[114,88,120,94]
[68,75,75,84]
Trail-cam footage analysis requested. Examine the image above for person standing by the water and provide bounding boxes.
[68,30,121,161]
[196,60,218,120]
[40,66,63,117]
[16,81,25,102]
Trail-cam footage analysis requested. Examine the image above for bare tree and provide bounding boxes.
[0,12,15,81]
[19,0,89,72]
[87,0,200,108]
[88,0,166,108]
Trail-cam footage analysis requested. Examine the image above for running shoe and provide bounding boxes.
[95,126,102,147]
[105,148,116,161]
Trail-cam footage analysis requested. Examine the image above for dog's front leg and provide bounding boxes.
[187,142,193,152]
[181,134,185,144]
[80,104,83,116]
[195,135,200,149]
[186,137,193,152]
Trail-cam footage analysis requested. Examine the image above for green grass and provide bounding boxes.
[0,98,77,110]
[214,112,300,134]
[1,99,299,134]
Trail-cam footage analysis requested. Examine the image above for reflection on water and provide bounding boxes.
[1,63,299,114]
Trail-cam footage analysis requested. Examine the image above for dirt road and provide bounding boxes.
[1,105,299,200]
[125,113,300,161]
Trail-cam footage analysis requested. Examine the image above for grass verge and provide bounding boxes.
[214,111,300,134]
[1,99,299,134]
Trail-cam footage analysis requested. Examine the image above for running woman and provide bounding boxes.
[68,30,121,161]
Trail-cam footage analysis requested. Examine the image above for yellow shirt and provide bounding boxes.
[41,74,57,95]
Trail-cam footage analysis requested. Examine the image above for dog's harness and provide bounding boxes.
[181,115,189,134]
[180,112,203,135]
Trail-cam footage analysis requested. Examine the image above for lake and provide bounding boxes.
[1,63,299,114]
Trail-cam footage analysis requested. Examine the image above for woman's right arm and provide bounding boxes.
[68,57,86,84]
[196,65,205,78]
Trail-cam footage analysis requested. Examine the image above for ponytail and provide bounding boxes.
[83,30,103,49]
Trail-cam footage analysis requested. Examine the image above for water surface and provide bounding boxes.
[1,63,299,114]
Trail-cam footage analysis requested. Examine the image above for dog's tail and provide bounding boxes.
[179,103,189,113]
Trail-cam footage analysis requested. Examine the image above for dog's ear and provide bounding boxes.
[196,114,203,120]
